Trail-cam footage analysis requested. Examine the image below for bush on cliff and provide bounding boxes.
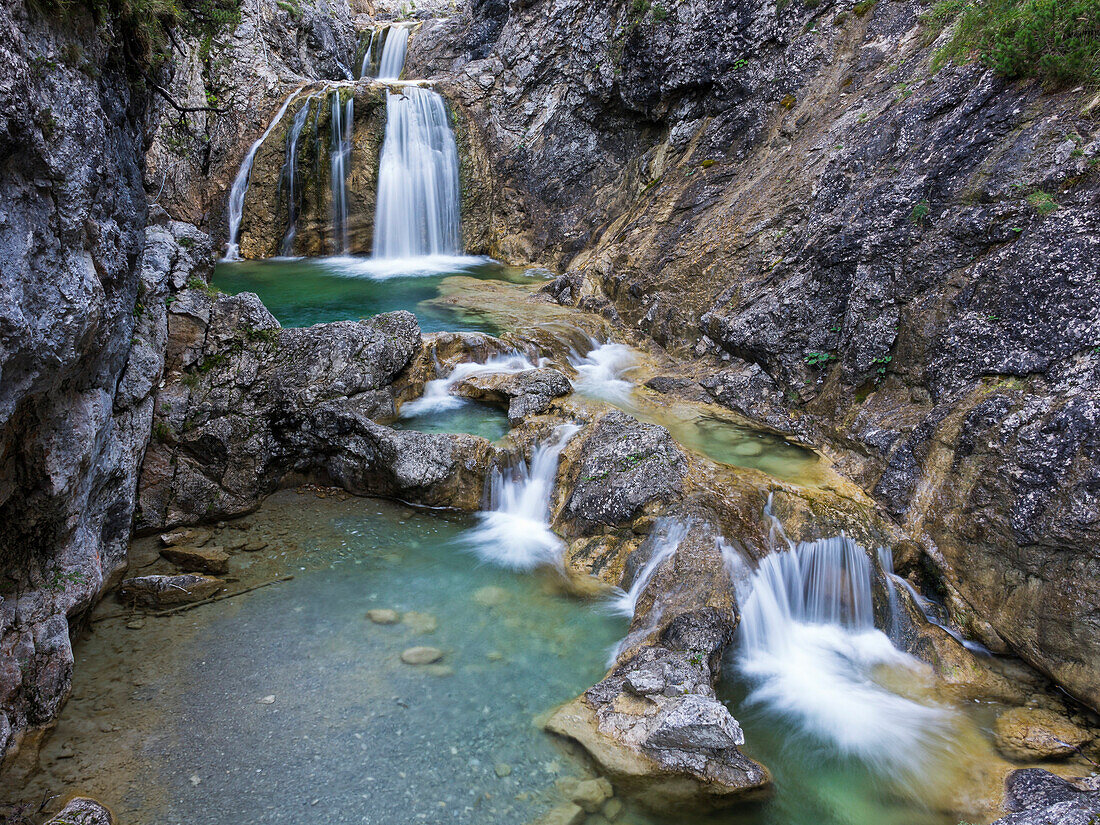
[926,0,1100,89]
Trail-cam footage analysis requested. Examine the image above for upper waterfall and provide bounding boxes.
[377,26,410,80]
[373,86,463,260]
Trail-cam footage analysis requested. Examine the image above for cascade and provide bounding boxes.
[373,86,462,259]
[608,518,687,617]
[734,523,954,775]
[224,86,305,260]
[278,97,315,257]
[377,25,410,80]
[569,340,638,403]
[461,424,579,570]
[329,90,354,255]
[400,353,538,417]
[359,28,377,79]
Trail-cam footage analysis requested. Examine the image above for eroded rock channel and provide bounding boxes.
[1,0,1098,823]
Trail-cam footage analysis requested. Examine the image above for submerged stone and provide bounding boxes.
[366,609,400,624]
[993,708,1094,761]
[160,545,230,575]
[118,574,223,606]
[401,646,444,665]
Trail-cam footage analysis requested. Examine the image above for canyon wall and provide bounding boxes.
[406,0,1100,708]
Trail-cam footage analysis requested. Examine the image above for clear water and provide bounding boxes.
[210,256,543,333]
[387,398,509,441]
[29,493,627,824]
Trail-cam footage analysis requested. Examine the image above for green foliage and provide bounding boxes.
[853,0,877,15]
[276,0,301,20]
[910,199,931,226]
[153,420,173,442]
[186,275,222,299]
[652,2,669,19]
[805,351,838,368]
[924,0,1100,89]
[1026,190,1058,214]
[871,354,892,382]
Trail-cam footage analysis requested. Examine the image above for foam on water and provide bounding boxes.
[569,340,638,404]
[461,424,579,570]
[320,254,494,279]
[734,527,955,777]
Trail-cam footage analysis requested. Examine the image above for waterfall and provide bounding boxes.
[569,341,638,404]
[359,29,377,79]
[460,424,579,570]
[329,91,354,255]
[400,353,538,417]
[373,86,462,260]
[377,25,410,80]
[734,528,953,774]
[278,98,314,257]
[224,87,305,261]
[607,518,687,617]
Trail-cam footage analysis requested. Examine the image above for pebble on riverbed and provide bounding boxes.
[367,609,400,624]
[402,611,438,633]
[400,646,444,665]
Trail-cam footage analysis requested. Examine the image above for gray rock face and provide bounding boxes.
[138,299,496,527]
[405,0,1100,710]
[0,0,213,765]
[646,694,745,751]
[145,0,362,231]
[993,769,1100,824]
[562,411,687,532]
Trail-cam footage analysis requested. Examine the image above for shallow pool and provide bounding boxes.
[211,256,545,333]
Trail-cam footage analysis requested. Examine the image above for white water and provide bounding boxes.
[359,29,377,79]
[279,97,315,257]
[461,424,579,570]
[330,91,354,254]
[320,253,492,280]
[608,518,688,618]
[400,353,538,418]
[373,86,462,259]
[224,87,305,261]
[377,25,410,81]
[569,341,638,404]
[734,532,953,774]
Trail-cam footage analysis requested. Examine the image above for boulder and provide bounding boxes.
[118,575,223,607]
[562,412,687,533]
[993,769,1100,824]
[993,707,1094,762]
[44,797,113,825]
[160,546,230,575]
[454,367,572,424]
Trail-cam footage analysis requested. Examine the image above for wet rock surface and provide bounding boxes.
[118,574,224,607]
[407,0,1100,712]
[43,796,114,825]
[137,295,497,527]
[993,769,1100,824]
[561,412,688,533]
[453,367,573,424]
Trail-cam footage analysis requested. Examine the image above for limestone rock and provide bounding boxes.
[366,609,400,624]
[401,646,444,665]
[118,575,223,607]
[535,802,586,825]
[454,367,572,424]
[645,694,745,751]
[160,546,230,575]
[44,797,114,825]
[562,412,687,532]
[993,708,1094,762]
[559,776,614,812]
[993,769,1100,824]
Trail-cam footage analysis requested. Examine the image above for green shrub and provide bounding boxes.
[1026,190,1058,213]
[925,0,1100,89]
[853,0,877,16]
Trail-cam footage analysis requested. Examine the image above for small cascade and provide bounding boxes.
[734,527,953,774]
[224,87,305,261]
[461,424,579,570]
[358,29,378,79]
[400,354,538,417]
[377,25,410,80]
[329,90,354,255]
[608,518,687,617]
[569,341,638,404]
[373,86,462,259]
[278,97,315,257]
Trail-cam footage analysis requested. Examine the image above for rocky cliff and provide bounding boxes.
[404,0,1100,710]
[0,0,158,768]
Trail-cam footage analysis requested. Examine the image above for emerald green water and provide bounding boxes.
[211,256,545,333]
[387,399,509,441]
